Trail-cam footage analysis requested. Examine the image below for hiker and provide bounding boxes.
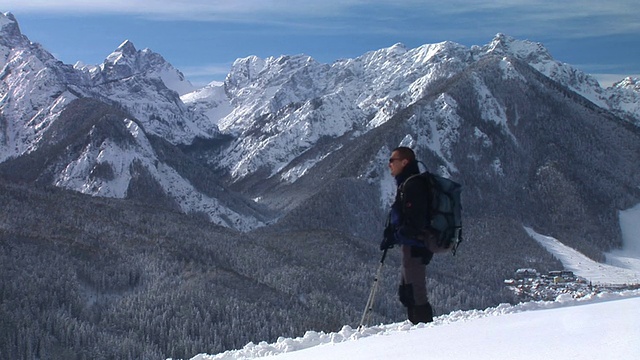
[380,146,434,324]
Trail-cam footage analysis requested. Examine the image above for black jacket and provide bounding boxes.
[390,161,431,245]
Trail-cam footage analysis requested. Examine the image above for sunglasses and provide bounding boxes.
[389,157,404,163]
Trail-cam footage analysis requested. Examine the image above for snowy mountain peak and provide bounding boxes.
[388,42,408,54]
[226,55,267,87]
[484,33,553,63]
[478,33,612,111]
[0,11,18,32]
[96,38,195,95]
[111,39,137,60]
[103,39,141,68]
[73,60,99,74]
[0,12,26,47]
[614,76,640,91]
[226,53,320,91]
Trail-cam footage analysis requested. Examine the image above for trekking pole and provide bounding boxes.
[358,248,388,329]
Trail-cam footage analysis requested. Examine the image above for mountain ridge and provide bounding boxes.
[1,11,639,240]
[2,10,640,359]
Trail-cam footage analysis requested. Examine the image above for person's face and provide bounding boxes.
[389,150,409,177]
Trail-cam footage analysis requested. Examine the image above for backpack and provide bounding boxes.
[400,171,463,255]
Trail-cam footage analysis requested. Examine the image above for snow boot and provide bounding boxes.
[408,303,433,324]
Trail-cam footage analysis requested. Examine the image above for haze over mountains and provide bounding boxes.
[1,10,639,359]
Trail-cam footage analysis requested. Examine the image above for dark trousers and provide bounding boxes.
[399,244,429,306]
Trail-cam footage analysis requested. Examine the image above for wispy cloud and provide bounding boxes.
[8,0,639,39]
[7,1,363,19]
[9,1,639,58]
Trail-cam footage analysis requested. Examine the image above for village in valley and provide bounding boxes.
[504,268,640,302]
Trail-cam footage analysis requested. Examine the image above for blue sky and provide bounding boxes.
[4,1,640,87]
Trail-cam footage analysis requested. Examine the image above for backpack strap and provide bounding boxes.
[400,172,434,218]
[398,173,421,206]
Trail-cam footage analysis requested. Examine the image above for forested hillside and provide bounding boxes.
[0,180,562,359]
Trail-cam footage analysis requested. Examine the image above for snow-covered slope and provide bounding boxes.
[193,210,640,359]
[0,96,265,230]
[48,107,262,230]
[525,227,640,284]
[193,290,640,360]
[0,12,257,229]
[482,34,607,107]
[606,77,640,125]
[524,201,640,285]
[190,41,473,180]
[481,34,640,126]
[198,197,640,352]
[181,82,233,127]
[188,199,640,359]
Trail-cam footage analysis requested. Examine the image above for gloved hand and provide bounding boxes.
[380,226,397,250]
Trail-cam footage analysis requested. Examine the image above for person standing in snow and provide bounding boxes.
[379,146,434,324]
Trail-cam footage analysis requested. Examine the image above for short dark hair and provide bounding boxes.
[392,146,416,162]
